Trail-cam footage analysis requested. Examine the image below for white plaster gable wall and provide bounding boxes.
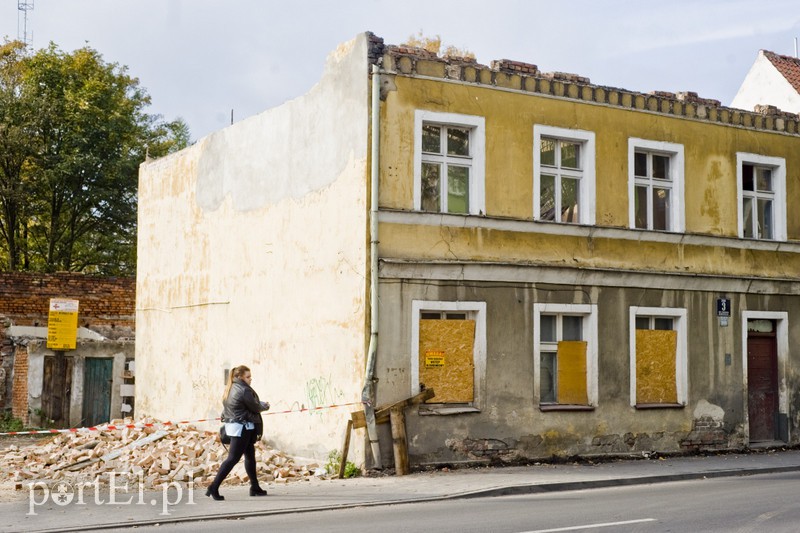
[136,34,371,462]
[731,51,800,113]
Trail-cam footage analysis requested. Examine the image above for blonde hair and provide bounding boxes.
[223,365,250,402]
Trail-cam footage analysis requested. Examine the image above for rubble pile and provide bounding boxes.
[0,418,326,491]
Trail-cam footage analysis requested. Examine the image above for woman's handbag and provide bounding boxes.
[219,424,231,445]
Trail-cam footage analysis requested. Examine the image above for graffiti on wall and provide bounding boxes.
[304,374,345,417]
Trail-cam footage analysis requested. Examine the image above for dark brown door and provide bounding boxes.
[747,335,778,442]
[42,354,73,428]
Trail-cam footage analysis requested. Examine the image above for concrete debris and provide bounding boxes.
[0,418,327,491]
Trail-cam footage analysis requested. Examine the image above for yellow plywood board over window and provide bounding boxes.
[557,340,588,405]
[636,329,678,404]
[419,319,475,403]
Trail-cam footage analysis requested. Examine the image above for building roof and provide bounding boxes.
[763,50,800,94]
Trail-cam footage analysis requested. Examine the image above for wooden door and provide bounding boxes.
[82,358,113,426]
[42,355,73,427]
[747,335,778,442]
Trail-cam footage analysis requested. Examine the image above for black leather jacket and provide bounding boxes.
[222,379,267,425]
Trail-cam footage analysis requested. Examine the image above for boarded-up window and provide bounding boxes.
[419,319,475,403]
[635,329,678,404]
[556,341,588,404]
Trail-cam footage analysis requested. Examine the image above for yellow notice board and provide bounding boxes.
[47,298,79,350]
[419,319,475,403]
[635,329,678,404]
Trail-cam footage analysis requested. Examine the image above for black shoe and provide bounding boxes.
[205,487,225,501]
[250,487,268,497]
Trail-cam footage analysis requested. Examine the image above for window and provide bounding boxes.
[411,301,486,413]
[628,139,685,232]
[629,307,688,408]
[533,125,595,225]
[533,304,598,408]
[737,153,786,241]
[414,111,485,215]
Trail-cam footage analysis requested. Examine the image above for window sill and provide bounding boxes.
[539,404,595,412]
[418,405,480,415]
[634,403,685,410]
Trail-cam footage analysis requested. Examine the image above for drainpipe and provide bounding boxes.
[361,63,382,469]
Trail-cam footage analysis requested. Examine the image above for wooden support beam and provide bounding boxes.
[389,406,409,475]
[338,419,353,479]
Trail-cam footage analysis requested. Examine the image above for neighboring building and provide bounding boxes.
[732,49,800,113]
[0,273,135,428]
[137,33,800,468]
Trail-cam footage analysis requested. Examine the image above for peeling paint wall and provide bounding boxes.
[377,277,800,463]
[136,34,371,462]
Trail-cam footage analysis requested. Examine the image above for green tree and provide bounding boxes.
[0,40,189,275]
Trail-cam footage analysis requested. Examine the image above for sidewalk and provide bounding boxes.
[6,449,800,533]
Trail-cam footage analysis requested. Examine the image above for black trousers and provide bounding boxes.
[211,427,260,489]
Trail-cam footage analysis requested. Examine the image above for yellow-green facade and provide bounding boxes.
[371,41,800,464]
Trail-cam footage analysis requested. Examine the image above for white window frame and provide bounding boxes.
[533,125,596,225]
[533,303,598,407]
[413,111,486,215]
[628,138,685,232]
[629,306,688,407]
[736,152,786,241]
[411,300,486,413]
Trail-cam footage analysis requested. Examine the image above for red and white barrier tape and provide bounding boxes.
[0,401,366,436]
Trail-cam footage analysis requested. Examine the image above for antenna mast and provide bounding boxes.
[17,0,34,48]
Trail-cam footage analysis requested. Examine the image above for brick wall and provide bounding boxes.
[11,344,28,423]
[0,272,135,330]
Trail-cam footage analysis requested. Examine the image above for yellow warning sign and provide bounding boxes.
[425,351,445,367]
[47,298,79,351]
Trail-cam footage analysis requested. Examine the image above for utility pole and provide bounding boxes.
[17,0,34,48]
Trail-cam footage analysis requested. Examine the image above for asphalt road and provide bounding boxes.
[102,471,800,533]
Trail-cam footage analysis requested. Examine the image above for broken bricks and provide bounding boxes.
[0,418,325,491]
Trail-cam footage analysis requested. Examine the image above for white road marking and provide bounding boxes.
[521,518,657,532]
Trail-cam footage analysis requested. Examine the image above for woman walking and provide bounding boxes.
[206,365,270,500]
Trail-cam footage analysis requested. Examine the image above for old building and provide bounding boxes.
[0,273,135,428]
[732,49,800,114]
[137,33,800,467]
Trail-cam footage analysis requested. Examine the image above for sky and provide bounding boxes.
[2,0,800,141]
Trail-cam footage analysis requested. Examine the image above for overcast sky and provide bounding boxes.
[2,0,800,141]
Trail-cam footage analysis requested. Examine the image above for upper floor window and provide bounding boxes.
[737,153,786,241]
[628,139,685,232]
[533,125,595,225]
[414,111,485,215]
